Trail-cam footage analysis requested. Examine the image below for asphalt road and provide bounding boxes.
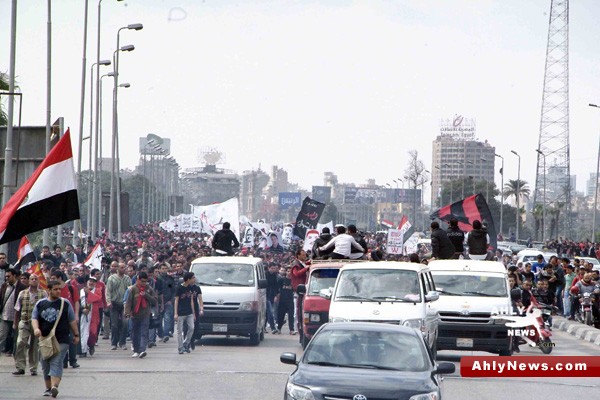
[0,327,599,400]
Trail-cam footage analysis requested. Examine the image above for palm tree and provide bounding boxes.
[502,179,530,203]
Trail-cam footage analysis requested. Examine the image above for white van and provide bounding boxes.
[190,257,267,345]
[428,260,513,355]
[324,261,440,354]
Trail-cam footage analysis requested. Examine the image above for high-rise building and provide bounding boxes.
[431,115,495,207]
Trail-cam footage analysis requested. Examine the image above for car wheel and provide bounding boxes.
[249,331,260,346]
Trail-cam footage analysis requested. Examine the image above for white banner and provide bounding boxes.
[191,197,240,238]
[403,233,420,255]
[386,229,404,255]
[317,221,334,233]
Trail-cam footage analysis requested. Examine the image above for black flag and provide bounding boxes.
[293,197,326,239]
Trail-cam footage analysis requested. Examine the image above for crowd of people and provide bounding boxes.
[0,219,599,397]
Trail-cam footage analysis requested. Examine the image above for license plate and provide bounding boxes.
[457,338,473,348]
[213,324,227,332]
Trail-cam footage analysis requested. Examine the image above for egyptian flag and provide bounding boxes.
[381,219,393,229]
[430,193,497,250]
[398,215,415,241]
[27,262,47,290]
[14,236,37,270]
[0,129,79,244]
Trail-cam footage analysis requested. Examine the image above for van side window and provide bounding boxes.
[427,272,436,292]
[256,264,265,280]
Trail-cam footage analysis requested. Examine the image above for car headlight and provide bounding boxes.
[403,318,425,332]
[286,382,315,400]
[409,391,440,400]
[239,301,258,312]
[329,317,351,323]
[303,313,321,323]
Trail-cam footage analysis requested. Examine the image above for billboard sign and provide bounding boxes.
[279,192,302,209]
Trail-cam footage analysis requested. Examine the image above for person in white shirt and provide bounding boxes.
[319,225,364,259]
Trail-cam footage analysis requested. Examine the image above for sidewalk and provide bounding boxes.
[553,316,600,346]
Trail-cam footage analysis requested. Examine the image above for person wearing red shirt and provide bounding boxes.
[290,250,310,335]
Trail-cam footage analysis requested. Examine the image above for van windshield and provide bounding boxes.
[432,273,508,297]
[334,269,421,302]
[191,263,255,287]
[308,269,340,295]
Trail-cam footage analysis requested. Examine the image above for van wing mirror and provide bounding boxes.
[319,288,332,300]
[425,290,439,302]
[257,279,268,289]
[296,284,306,295]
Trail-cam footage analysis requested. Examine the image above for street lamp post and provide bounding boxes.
[536,149,546,242]
[457,160,465,199]
[589,104,600,242]
[110,23,142,240]
[495,153,504,237]
[511,150,521,241]
[88,60,111,238]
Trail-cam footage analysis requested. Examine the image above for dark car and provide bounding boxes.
[280,322,455,400]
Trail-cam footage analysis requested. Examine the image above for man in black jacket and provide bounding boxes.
[312,227,333,259]
[347,225,368,260]
[212,222,240,256]
[466,220,489,260]
[430,221,455,260]
[446,218,465,259]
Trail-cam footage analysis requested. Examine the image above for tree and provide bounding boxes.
[404,150,429,226]
[0,72,9,126]
[502,179,530,203]
[320,202,338,226]
[531,203,543,240]
[121,174,156,226]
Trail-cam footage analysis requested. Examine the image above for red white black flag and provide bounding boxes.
[0,129,80,244]
[14,236,37,270]
[430,193,497,250]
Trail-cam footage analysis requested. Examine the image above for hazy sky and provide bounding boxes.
[2,0,600,205]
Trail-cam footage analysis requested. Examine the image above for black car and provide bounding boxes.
[280,322,454,400]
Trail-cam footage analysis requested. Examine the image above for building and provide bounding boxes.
[587,173,599,198]
[431,115,495,207]
[240,168,270,220]
[181,164,240,207]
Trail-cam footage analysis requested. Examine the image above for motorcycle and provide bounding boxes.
[507,297,554,355]
[579,292,594,326]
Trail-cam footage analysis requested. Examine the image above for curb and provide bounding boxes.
[553,316,600,346]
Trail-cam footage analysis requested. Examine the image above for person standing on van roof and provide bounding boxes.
[430,221,455,260]
[446,218,465,259]
[347,225,368,260]
[318,225,364,259]
[466,220,489,260]
[212,222,240,256]
[312,228,333,259]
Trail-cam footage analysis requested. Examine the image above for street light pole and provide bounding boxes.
[511,150,521,241]
[74,0,90,245]
[589,104,600,243]
[495,153,504,237]
[536,149,546,242]
[457,160,464,199]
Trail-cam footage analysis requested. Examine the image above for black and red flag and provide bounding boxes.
[0,129,80,244]
[430,193,497,250]
[293,197,325,239]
